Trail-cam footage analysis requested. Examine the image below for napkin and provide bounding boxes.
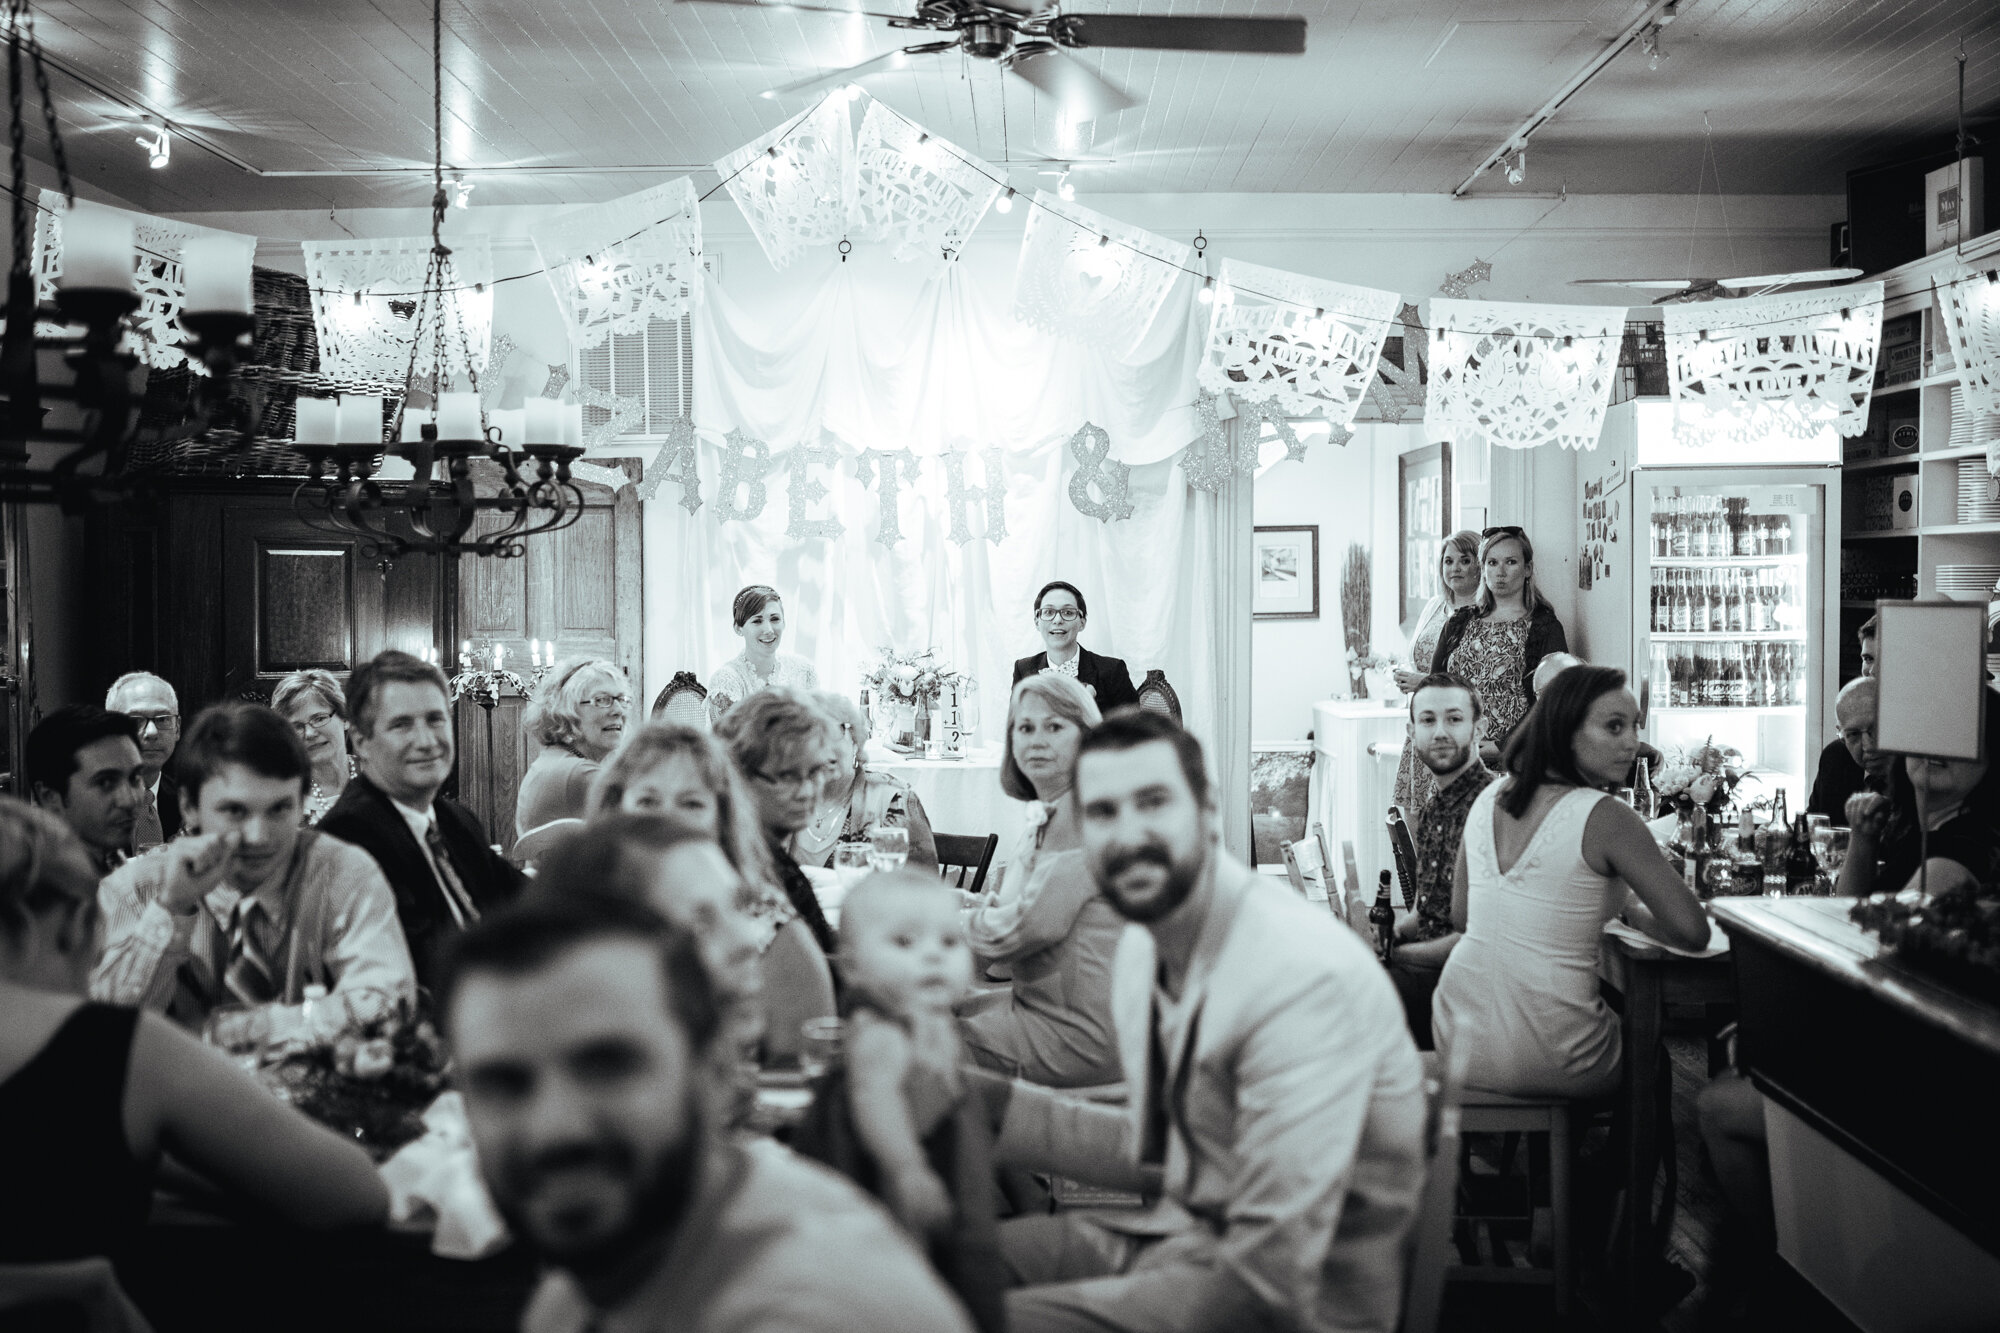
[378,1092,510,1259]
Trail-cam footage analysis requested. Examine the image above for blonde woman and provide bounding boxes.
[1393,530,1483,815]
[516,657,631,839]
[1430,526,1570,764]
[271,669,356,825]
[794,692,938,872]
[958,673,1122,1088]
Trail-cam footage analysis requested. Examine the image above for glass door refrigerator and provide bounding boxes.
[1578,401,1841,812]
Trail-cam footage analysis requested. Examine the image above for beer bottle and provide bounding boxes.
[1671,570,1691,633]
[1633,757,1657,820]
[1784,814,1818,895]
[1369,872,1397,965]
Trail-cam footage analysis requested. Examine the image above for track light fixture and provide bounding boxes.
[1504,147,1527,186]
[450,175,474,209]
[1057,167,1076,202]
[136,125,170,170]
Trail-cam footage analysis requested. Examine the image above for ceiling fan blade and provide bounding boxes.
[675,0,911,19]
[1008,47,1139,123]
[1570,278,1696,291]
[1717,267,1864,288]
[1050,14,1306,54]
[759,44,938,100]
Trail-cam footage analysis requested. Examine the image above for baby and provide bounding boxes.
[792,872,1003,1333]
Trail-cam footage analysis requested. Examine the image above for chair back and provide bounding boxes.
[1135,669,1182,723]
[1401,1060,1465,1333]
[1280,835,1329,902]
[760,921,838,1064]
[1387,805,1420,911]
[651,671,709,730]
[935,832,999,895]
[511,817,585,873]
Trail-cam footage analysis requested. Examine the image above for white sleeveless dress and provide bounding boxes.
[1433,784,1625,1099]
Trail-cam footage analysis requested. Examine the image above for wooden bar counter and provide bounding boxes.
[1710,896,2000,1332]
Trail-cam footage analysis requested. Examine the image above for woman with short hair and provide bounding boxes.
[958,674,1123,1088]
[271,669,355,825]
[1393,529,1483,815]
[714,688,840,958]
[1431,527,1569,764]
[793,692,939,872]
[709,585,819,725]
[516,657,632,839]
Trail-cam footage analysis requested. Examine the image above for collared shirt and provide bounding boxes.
[1410,761,1496,942]
[1041,652,1080,680]
[391,795,469,929]
[91,830,416,1028]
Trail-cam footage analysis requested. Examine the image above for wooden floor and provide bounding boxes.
[1437,1036,1864,1333]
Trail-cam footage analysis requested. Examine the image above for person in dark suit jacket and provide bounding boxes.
[105,672,186,848]
[317,651,523,988]
[1009,580,1138,714]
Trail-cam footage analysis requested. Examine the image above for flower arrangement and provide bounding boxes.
[1651,738,1756,819]
[260,992,451,1161]
[864,648,963,708]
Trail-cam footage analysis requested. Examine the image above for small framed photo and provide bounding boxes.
[1254,524,1320,620]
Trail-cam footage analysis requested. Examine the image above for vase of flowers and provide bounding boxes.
[864,649,965,753]
[1651,739,1755,852]
[257,990,451,1161]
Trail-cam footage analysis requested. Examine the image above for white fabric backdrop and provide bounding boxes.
[640,242,1234,753]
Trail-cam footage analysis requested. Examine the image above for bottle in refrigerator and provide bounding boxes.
[1671,571,1691,633]
[1725,571,1746,634]
[1669,497,1690,557]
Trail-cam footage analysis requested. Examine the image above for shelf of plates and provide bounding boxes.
[1838,235,2000,682]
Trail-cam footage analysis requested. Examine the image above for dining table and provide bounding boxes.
[864,741,1027,862]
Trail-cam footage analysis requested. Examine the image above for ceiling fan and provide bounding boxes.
[1570,269,1865,304]
[675,1,1307,122]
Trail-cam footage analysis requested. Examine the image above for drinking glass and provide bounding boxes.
[1817,827,1850,876]
[832,842,873,889]
[202,1004,273,1073]
[869,825,910,872]
[799,1016,844,1081]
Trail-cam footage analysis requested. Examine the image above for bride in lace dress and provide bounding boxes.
[709,584,819,725]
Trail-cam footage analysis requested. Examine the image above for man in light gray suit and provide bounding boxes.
[982,710,1427,1333]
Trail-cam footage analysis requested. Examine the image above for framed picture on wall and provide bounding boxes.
[1253,525,1319,620]
[1399,443,1450,624]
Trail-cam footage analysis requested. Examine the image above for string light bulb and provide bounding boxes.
[1198,275,1215,305]
[1057,167,1076,202]
[995,187,1015,213]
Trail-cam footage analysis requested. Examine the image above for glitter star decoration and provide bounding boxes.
[1436,259,1493,300]
[480,334,518,408]
[540,363,572,399]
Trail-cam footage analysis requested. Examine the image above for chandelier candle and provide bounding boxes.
[524,397,564,443]
[295,397,340,446]
[179,235,254,314]
[436,392,482,441]
[399,408,434,444]
[335,396,384,444]
[58,206,135,292]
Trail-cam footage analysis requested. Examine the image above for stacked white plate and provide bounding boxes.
[1958,457,2000,522]
[1936,564,2000,601]
[1949,388,1974,449]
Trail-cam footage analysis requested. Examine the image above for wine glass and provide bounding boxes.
[832,842,873,890]
[1816,826,1850,877]
[869,825,910,872]
[799,1016,844,1081]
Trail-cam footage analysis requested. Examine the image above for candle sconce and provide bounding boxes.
[449,638,528,711]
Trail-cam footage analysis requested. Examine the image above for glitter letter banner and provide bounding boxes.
[1936,273,2000,420]
[1664,283,1884,440]
[639,416,702,515]
[713,429,774,523]
[301,235,494,383]
[1012,193,1191,355]
[1197,258,1400,425]
[784,443,846,542]
[941,448,1009,546]
[32,190,257,372]
[855,448,923,547]
[1427,299,1626,451]
[530,177,702,350]
[715,96,855,271]
[850,101,1002,265]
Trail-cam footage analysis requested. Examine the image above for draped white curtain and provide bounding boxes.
[640,241,1240,761]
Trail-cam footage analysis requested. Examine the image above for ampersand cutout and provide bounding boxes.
[1066,423,1134,523]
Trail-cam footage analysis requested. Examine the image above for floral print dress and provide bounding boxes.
[1447,614,1534,753]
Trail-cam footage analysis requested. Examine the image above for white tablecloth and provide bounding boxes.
[864,742,1029,863]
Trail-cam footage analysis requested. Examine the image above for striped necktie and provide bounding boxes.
[132,783,164,852]
[225,899,279,1005]
[425,821,481,929]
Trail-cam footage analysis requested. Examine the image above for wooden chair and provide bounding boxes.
[650,670,709,730]
[1387,806,1420,910]
[1401,1062,1465,1333]
[1135,669,1182,723]
[509,817,584,873]
[934,832,999,896]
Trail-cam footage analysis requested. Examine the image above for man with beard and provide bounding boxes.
[92,704,414,1029]
[1808,676,1889,820]
[981,711,1426,1333]
[1384,673,1494,1050]
[441,894,975,1333]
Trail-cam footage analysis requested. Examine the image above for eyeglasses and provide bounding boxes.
[127,712,179,734]
[290,710,336,736]
[1036,607,1083,624]
[582,692,632,711]
[1482,525,1526,540]
[754,761,835,791]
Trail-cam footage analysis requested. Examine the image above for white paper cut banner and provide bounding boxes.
[1427,299,1626,451]
[1936,273,2000,420]
[1012,193,1191,354]
[1197,258,1400,424]
[531,177,702,350]
[1664,283,1884,440]
[715,96,855,270]
[301,235,494,384]
[32,189,257,372]
[849,100,1002,265]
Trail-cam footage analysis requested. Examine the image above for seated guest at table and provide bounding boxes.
[795,692,938,872]
[1808,677,1888,820]
[1433,667,1710,1100]
[1432,527,1568,765]
[1010,580,1138,713]
[106,671,185,850]
[440,894,976,1333]
[708,584,819,724]
[1393,530,1482,816]
[983,711,1425,1333]
[27,706,146,879]
[516,657,632,839]
[318,651,524,988]
[714,688,840,958]
[92,704,415,1027]
[271,669,356,825]
[1838,703,2000,899]
[959,674,1122,1089]
[1,800,388,1286]
[1858,613,1878,678]
[1386,673,1494,1051]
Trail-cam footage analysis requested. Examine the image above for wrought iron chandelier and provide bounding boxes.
[0,0,253,507]
[288,0,585,562]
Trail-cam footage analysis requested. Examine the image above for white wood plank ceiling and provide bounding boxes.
[15,0,2000,213]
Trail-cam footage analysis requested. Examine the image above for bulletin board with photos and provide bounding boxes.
[1399,444,1449,622]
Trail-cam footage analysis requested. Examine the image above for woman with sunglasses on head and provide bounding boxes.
[794,693,939,872]
[1393,530,1484,815]
[271,670,356,825]
[516,657,633,840]
[1009,580,1138,714]
[1431,526,1569,765]
[709,584,820,725]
